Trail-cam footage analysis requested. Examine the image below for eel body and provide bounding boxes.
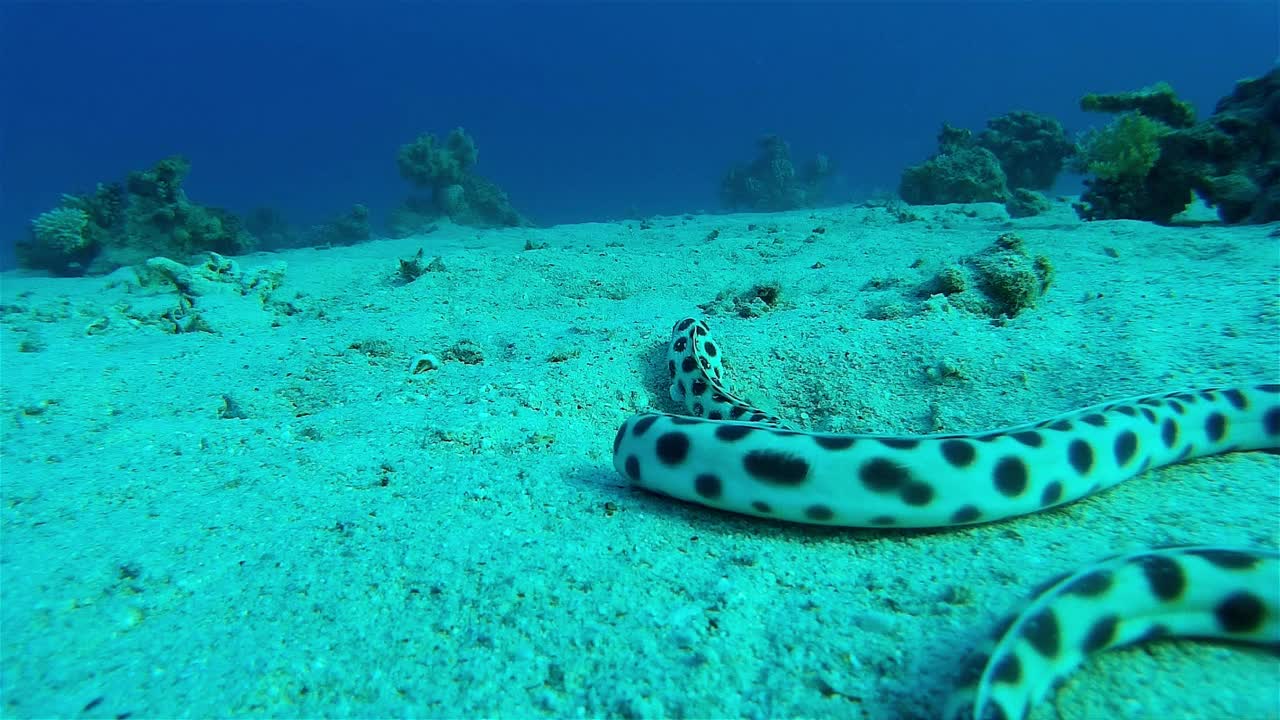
[945,545,1279,720]
[614,318,1279,528]
[611,317,1280,719]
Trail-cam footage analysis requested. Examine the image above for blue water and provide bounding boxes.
[0,1,1274,267]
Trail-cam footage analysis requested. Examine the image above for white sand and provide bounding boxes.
[2,199,1277,719]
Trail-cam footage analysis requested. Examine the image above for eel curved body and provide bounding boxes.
[611,317,1280,719]
[614,318,1279,528]
[946,545,1279,720]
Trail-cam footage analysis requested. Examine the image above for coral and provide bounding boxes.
[62,182,127,233]
[247,205,377,250]
[1080,81,1196,129]
[18,207,98,276]
[20,183,130,275]
[18,155,261,276]
[904,234,1052,318]
[1202,173,1266,222]
[900,124,1008,205]
[930,266,968,295]
[397,127,477,190]
[126,155,192,203]
[118,156,256,264]
[1071,111,1183,224]
[396,128,525,228]
[1072,112,1168,182]
[720,135,831,211]
[1171,68,1280,223]
[31,207,90,251]
[976,111,1075,190]
[937,124,973,151]
[1073,69,1278,224]
[902,112,1073,207]
[121,183,255,265]
[1073,174,1191,223]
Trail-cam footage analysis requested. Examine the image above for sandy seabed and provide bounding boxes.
[2,199,1277,719]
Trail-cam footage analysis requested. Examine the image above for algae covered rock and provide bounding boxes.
[902,113,1074,207]
[900,124,1009,205]
[976,111,1075,191]
[1005,188,1052,218]
[910,233,1052,319]
[970,233,1054,317]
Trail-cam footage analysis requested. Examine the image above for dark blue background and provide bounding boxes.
[1,1,1275,268]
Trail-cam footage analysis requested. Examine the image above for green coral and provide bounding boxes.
[1069,80,1220,223]
[1072,112,1168,182]
[1070,110,1194,223]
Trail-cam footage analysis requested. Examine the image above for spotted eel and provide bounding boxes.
[611,317,1280,720]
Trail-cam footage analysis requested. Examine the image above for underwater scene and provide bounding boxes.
[1,2,1278,719]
